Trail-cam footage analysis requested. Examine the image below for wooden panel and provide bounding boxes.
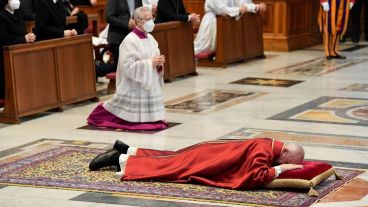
[261,3,274,33]
[289,1,308,35]
[166,24,195,78]
[243,14,264,58]
[56,41,96,104]
[254,0,322,51]
[198,14,264,67]
[152,22,196,81]
[183,0,205,17]
[12,49,59,115]
[217,16,244,63]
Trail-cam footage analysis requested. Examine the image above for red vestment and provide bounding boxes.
[122,138,284,190]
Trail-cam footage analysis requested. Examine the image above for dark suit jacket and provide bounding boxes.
[0,9,27,99]
[70,0,91,5]
[19,0,39,20]
[106,0,142,44]
[36,0,67,41]
[155,0,188,23]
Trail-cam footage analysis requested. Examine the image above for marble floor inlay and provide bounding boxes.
[165,89,266,114]
[268,57,368,76]
[230,77,303,87]
[340,84,368,92]
[269,97,368,126]
[304,44,368,52]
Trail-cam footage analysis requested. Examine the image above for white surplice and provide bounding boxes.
[194,0,256,55]
[103,32,166,122]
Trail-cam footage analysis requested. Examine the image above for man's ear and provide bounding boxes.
[282,147,288,153]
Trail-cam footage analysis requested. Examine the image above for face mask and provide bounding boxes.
[143,19,155,33]
[9,0,20,10]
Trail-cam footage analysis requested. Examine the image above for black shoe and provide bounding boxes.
[113,140,129,154]
[331,54,346,59]
[89,149,121,171]
[325,56,332,60]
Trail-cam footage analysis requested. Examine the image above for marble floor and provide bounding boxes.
[0,41,367,207]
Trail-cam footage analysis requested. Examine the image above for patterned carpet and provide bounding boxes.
[0,145,362,207]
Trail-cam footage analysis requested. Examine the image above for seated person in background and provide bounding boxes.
[155,0,200,25]
[62,0,88,35]
[70,0,96,5]
[0,0,36,102]
[19,0,38,20]
[89,138,304,190]
[194,0,266,55]
[35,0,77,40]
[87,7,168,131]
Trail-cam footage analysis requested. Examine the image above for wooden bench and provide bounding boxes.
[197,14,265,68]
[184,0,322,51]
[152,21,197,81]
[79,0,107,24]
[0,34,98,124]
[105,72,116,93]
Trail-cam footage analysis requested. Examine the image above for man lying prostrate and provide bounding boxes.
[87,7,168,131]
[89,138,304,190]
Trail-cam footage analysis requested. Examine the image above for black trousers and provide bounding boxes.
[109,43,120,72]
[351,0,368,40]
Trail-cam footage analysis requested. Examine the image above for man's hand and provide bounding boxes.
[258,3,267,13]
[279,164,303,172]
[152,55,165,68]
[71,7,79,16]
[71,29,78,36]
[189,13,200,25]
[152,5,157,14]
[90,0,97,5]
[239,6,247,15]
[25,33,36,43]
[128,19,136,30]
[322,2,330,12]
[64,29,78,37]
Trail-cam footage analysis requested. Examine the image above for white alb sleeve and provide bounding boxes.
[273,166,282,178]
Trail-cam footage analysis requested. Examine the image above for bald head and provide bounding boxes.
[275,143,304,164]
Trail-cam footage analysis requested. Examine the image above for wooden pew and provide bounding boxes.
[151,21,197,81]
[25,14,100,36]
[79,0,107,24]
[183,0,322,51]
[0,34,97,124]
[197,13,265,68]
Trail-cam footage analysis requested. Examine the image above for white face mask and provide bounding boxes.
[9,0,20,10]
[143,19,155,33]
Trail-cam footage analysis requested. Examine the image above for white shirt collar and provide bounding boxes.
[53,0,57,3]
[5,6,14,14]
